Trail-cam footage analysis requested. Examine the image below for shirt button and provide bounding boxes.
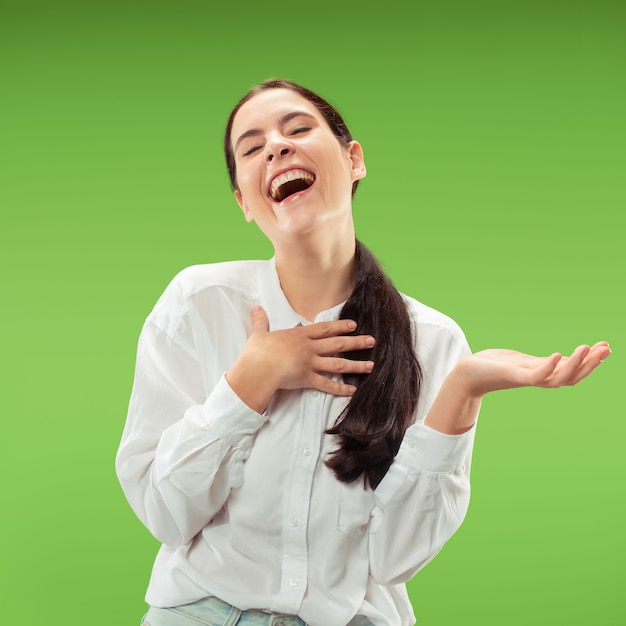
[289,577,299,587]
[289,518,300,528]
[302,448,312,457]
[311,390,320,398]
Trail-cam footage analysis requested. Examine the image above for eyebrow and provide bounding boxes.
[234,111,317,152]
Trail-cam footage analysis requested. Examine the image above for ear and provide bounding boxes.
[235,190,254,223]
[347,141,367,182]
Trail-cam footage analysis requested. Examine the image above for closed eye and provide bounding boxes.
[242,145,262,157]
[290,126,311,135]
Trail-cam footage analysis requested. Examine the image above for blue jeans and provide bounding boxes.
[141,595,374,626]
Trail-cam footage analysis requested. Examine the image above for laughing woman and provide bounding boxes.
[116,79,610,626]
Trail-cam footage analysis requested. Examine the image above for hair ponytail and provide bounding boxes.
[325,240,423,489]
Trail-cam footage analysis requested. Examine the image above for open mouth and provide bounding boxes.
[269,168,315,202]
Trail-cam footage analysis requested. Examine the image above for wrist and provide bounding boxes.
[424,361,481,435]
[226,353,278,414]
[449,357,487,401]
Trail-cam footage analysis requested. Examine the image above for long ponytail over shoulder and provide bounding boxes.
[325,240,423,489]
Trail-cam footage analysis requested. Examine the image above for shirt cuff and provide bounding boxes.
[400,421,475,473]
[199,375,268,447]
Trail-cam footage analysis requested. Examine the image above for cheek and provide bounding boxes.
[237,166,262,196]
[328,158,355,196]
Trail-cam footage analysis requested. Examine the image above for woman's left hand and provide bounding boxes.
[457,341,611,398]
[425,341,610,435]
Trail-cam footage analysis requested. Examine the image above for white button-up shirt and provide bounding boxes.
[116,259,476,626]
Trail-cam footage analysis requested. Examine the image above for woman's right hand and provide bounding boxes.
[226,306,376,413]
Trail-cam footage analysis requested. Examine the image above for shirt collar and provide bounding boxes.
[258,258,347,330]
[258,258,303,331]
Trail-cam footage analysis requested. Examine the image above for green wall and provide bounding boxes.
[2,1,623,623]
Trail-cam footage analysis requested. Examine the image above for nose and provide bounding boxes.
[265,138,293,163]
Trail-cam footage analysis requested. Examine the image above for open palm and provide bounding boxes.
[462,342,611,397]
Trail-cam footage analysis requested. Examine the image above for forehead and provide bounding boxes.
[231,89,324,138]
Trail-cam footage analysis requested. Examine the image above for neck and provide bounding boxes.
[274,237,356,322]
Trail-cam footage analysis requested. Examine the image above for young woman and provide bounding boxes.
[116,79,610,626]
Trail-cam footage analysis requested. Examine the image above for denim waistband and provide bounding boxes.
[144,595,307,626]
[144,595,375,626]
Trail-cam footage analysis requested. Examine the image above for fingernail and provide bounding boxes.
[347,320,357,330]
[365,336,375,347]
[365,361,374,372]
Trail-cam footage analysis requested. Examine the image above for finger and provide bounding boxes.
[307,373,358,397]
[307,319,358,339]
[313,355,375,375]
[314,334,376,356]
[561,342,611,386]
[249,305,269,334]
[543,345,590,387]
[523,352,561,385]
[591,341,611,361]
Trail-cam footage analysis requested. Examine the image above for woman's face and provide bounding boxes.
[230,88,366,249]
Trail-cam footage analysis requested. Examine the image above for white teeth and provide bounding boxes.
[270,169,315,200]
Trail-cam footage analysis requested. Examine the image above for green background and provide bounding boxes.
[1,0,624,624]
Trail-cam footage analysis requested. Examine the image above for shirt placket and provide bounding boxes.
[278,385,327,613]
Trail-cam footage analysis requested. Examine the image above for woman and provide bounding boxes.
[116,79,610,626]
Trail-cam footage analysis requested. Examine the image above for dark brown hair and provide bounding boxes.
[225,79,422,489]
